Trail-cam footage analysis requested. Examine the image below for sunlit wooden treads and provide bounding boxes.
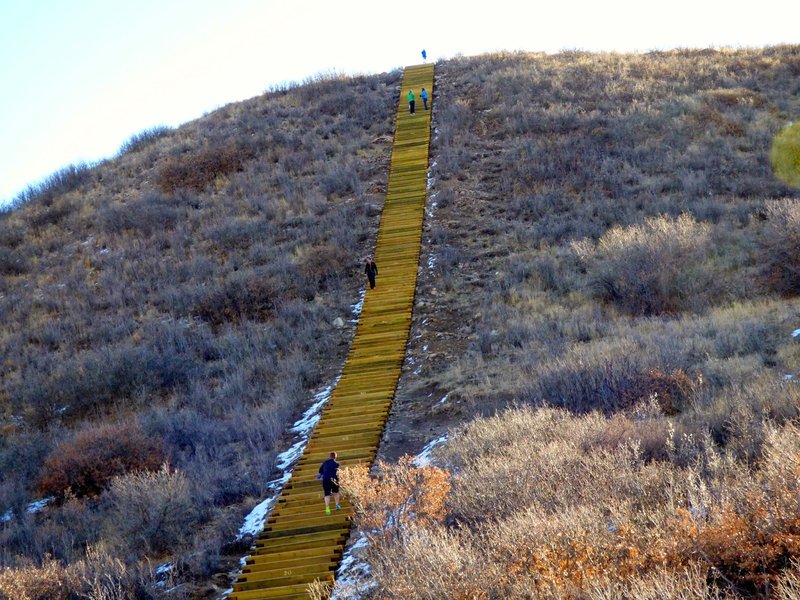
[228,63,434,600]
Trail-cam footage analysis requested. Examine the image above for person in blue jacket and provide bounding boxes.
[421,87,429,111]
[317,451,341,514]
[421,49,427,62]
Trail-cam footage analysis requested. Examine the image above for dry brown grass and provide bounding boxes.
[344,407,800,599]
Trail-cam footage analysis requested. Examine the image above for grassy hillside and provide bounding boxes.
[0,70,399,597]
[5,46,800,599]
[342,47,800,599]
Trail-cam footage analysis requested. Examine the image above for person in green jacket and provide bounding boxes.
[408,89,415,114]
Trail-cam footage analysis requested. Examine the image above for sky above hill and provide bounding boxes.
[0,0,797,205]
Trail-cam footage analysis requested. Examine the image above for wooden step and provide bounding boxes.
[231,63,434,600]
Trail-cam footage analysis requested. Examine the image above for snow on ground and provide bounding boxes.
[235,374,340,542]
[331,534,376,600]
[235,472,291,542]
[792,328,800,338]
[427,252,437,270]
[222,290,368,598]
[1,496,54,523]
[435,393,448,407]
[426,160,437,190]
[350,289,366,324]
[412,435,448,468]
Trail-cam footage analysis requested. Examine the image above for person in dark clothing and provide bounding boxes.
[365,257,378,289]
[420,87,429,111]
[317,451,340,514]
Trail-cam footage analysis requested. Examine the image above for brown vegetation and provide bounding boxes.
[35,422,165,499]
[344,408,800,599]
[371,45,800,598]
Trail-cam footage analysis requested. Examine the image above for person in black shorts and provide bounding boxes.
[317,451,340,514]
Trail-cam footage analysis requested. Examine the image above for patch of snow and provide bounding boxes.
[331,534,376,600]
[2,496,55,524]
[27,497,53,513]
[275,438,306,472]
[237,496,278,541]
[235,371,339,543]
[412,435,448,468]
[784,374,796,382]
[792,328,800,338]
[351,289,366,321]
[427,254,437,270]
[422,344,429,352]
[155,562,174,576]
[435,394,448,407]
[291,379,338,436]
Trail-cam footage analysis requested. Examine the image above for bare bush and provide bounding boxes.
[102,465,198,557]
[191,272,277,326]
[13,162,92,208]
[35,423,165,499]
[157,144,253,193]
[573,214,713,315]
[118,126,172,155]
[352,406,800,597]
[0,556,80,600]
[760,198,800,296]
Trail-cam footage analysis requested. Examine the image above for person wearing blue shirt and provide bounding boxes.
[421,87,429,111]
[317,451,341,514]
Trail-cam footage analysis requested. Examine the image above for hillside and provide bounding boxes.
[342,47,800,599]
[0,71,400,597]
[3,45,800,600]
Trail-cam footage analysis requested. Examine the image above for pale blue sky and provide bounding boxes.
[1,0,797,205]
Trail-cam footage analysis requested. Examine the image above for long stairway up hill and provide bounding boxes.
[229,63,435,600]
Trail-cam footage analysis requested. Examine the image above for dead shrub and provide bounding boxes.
[340,456,450,537]
[429,409,800,595]
[13,162,92,208]
[0,556,80,600]
[0,246,27,275]
[621,368,701,415]
[573,214,713,315]
[102,465,197,557]
[99,192,180,236]
[296,243,351,292]
[35,422,165,499]
[706,87,766,108]
[118,125,171,155]
[157,144,253,193]
[760,199,800,296]
[191,272,277,326]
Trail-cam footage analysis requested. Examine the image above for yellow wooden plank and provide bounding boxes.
[231,64,433,600]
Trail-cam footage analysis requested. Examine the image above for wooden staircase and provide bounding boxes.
[229,63,435,600]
